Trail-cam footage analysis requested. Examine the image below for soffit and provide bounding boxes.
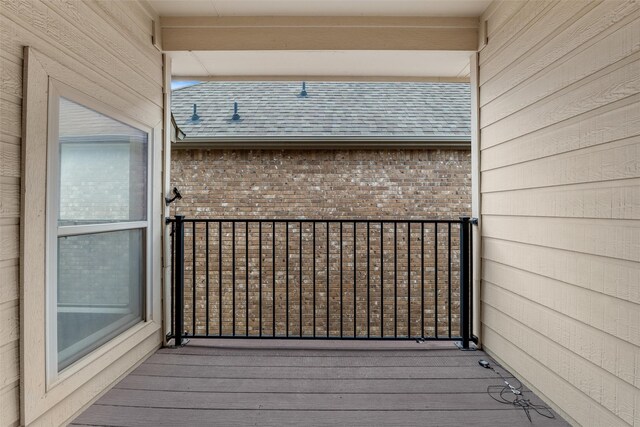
[169,50,473,80]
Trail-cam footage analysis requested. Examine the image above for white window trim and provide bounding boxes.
[21,47,164,425]
[56,221,149,237]
[44,80,154,385]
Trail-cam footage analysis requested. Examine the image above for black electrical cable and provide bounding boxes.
[479,359,555,423]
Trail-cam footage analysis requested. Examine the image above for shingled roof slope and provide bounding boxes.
[172,81,470,140]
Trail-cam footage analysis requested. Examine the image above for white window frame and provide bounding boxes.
[44,81,153,384]
[21,47,164,425]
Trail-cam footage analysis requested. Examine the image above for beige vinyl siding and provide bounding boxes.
[479,1,640,426]
[0,1,164,425]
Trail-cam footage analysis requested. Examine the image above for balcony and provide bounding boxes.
[71,339,568,426]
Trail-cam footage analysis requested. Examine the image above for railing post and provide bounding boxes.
[459,216,471,349]
[174,215,185,347]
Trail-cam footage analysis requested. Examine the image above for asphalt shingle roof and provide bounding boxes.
[172,81,470,140]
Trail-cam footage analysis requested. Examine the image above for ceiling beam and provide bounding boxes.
[161,16,479,51]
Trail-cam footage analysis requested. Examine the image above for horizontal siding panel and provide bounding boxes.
[42,330,161,427]
[482,215,640,262]
[482,136,639,192]
[0,1,163,108]
[0,15,24,59]
[482,303,636,425]
[481,178,640,220]
[0,99,21,139]
[116,0,154,40]
[481,15,640,127]
[482,237,640,305]
[0,57,22,101]
[0,223,19,262]
[480,1,640,106]
[0,140,20,179]
[482,325,625,427]
[0,0,163,424]
[479,1,592,85]
[0,300,19,344]
[481,53,640,149]
[483,280,639,391]
[481,94,640,170]
[80,0,162,69]
[480,2,640,425]
[43,0,162,82]
[0,259,18,304]
[483,261,640,362]
[479,0,554,66]
[481,0,526,41]
[0,341,19,388]
[0,177,19,217]
[31,46,162,129]
[0,380,19,427]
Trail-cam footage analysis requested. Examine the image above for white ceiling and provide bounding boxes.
[149,0,491,17]
[169,50,472,80]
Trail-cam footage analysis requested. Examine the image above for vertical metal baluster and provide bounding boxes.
[353,222,357,338]
[340,222,343,338]
[298,221,302,338]
[259,222,262,337]
[246,222,249,336]
[232,221,236,337]
[272,222,276,337]
[448,222,452,338]
[469,221,473,341]
[408,222,411,338]
[367,222,370,338]
[174,216,184,346]
[299,221,303,337]
[170,221,175,338]
[381,223,384,338]
[434,223,438,339]
[460,217,471,348]
[286,221,289,337]
[192,222,196,336]
[205,222,210,336]
[421,222,425,339]
[219,222,222,336]
[326,222,330,337]
[394,222,397,338]
[313,222,316,338]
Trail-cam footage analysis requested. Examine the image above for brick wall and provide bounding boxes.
[170,149,471,338]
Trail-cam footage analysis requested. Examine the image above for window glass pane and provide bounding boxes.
[57,229,144,371]
[58,97,147,226]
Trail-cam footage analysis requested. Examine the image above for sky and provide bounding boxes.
[171,81,200,90]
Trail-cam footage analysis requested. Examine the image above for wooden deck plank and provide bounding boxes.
[72,406,566,427]
[71,340,568,426]
[155,347,471,357]
[116,376,528,394]
[156,339,465,356]
[171,338,458,350]
[94,388,547,411]
[146,353,482,367]
[132,364,508,380]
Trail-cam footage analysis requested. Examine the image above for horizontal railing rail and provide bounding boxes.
[167,216,473,347]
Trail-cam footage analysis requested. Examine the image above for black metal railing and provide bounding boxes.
[167,217,473,348]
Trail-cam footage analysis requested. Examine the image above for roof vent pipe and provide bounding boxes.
[299,81,308,97]
[191,103,200,121]
[231,101,241,121]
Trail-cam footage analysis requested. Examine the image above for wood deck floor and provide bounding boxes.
[71,339,568,426]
